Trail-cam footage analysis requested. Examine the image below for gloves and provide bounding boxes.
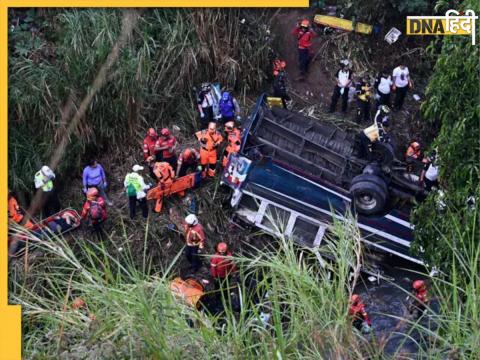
[340,87,345,95]
[200,112,205,118]
[82,187,87,194]
[236,115,241,121]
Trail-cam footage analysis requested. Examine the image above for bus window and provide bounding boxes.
[292,217,319,246]
[261,203,290,234]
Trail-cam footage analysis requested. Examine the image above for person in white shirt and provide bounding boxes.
[392,64,413,110]
[197,83,217,128]
[328,60,353,114]
[420,154,439,192]
[374,69,393,108]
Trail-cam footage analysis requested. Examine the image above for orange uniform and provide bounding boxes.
[195,125,224,177]
[210,251,237,279]
[8,195,34,229]
[153,162,175,186]
[222,127,242,167]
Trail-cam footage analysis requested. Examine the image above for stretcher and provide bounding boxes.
[169,277,205,308]
[314,15,373,35]
[147,172,204,213]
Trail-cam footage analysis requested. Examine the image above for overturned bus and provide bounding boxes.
[221,94,425,266]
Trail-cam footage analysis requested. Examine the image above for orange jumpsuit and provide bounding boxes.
[222,127,242,167]
[153,162,175,186]
[8,196,34,229]
[195,129,224,177]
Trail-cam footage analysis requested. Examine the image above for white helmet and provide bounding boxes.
[41,165,55,179]
[185,214,198,226]
[340,59,350,67]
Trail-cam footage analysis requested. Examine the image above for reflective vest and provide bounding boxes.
[184,223,206,248]
[124,172,143,193]
[34,171,54,192]
[195,130,224,151]
[357,82,372,102]
[153,162,174,183]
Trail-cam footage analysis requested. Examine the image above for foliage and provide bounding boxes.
[8,8,272,192]
[412,0,480,273]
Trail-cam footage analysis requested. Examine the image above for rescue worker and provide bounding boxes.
[219,91,241,124]
[197,82,217,127]
[374,69,393,108]
[392,63,413,111]
[34,165,61,217]
[420,153,439,192]
[222,121,242,167]
[356,74,373,123]
[176,148,200,177]
[143,128,158,179]
[155,128,177,170]
[183,214,206,271]
[82,158,113,206]
[195,122,224,177]
[272,60,291,109]
[349,294,372,333]
[328,59,353,114]
[409,280,428,317]
[291,19,316,78]
[357,105,390,160]
[124,165,150,219]
[153,161,175,187]
[210,242,237,283]
[81,187,107,237]
[8,192,34,230]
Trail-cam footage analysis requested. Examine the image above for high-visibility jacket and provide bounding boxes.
[210,251,237,279]
[34,171,54,192]
[143,135,158,161]
[124,172,149,197]
[8,196,34,229]
[155,136,177,159]
[178,148,200,166]
[195,130,224,152]
[184,223,206,248]
[349,302,371,325]
[356,81,372,102]
[291,27,315,49]
[153,162,175,183]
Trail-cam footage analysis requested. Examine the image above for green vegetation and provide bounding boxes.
[8,8,272,192]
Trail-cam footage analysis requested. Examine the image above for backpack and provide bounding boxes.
[219,96,234,118]
[89,201,104,221]
[127,183,137,197]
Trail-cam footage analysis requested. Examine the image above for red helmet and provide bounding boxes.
[300,19,310,28]
[350,294,361,305]
[413,280,425,290]
[148,128,157,137]
[160,128,170,137]
[183,148,192,158]
[217,242,228,253]
[273,59,286,76]
[86,187,99,200]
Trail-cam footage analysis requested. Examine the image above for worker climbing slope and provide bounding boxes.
[222,121,242,167]
[272,59,291,109]
[409,280,429,318]
[218,91,241,124]
[196,122,224,177]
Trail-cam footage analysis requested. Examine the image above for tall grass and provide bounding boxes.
[10,213,373,359]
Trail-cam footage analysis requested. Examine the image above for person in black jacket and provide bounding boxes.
[272,60,291,109]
